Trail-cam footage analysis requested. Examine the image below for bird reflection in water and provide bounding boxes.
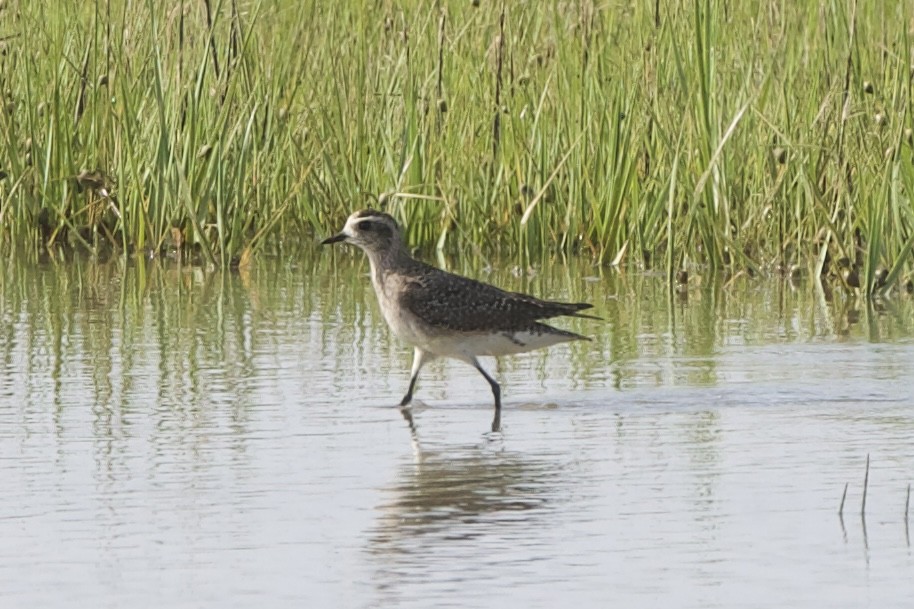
[367,418,569,576]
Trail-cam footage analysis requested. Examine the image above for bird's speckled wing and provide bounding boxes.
[399,264,594,333]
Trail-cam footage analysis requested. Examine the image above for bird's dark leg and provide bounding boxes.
[471,358,502,432]
[400,376,419,407]
[401,347,432,406]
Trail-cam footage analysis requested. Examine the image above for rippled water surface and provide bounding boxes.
[2,253,914,608]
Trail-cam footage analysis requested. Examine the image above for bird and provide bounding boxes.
[321,209,597,432]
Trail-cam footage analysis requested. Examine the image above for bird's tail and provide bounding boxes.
[563,302,601,320]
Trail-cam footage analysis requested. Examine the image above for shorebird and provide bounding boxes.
[321,209,597,432]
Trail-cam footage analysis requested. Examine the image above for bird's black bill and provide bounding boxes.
[321,233,347,245]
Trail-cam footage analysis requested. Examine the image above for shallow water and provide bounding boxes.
[1,252,913,608]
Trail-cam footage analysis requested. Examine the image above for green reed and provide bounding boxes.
[0,0,913,294]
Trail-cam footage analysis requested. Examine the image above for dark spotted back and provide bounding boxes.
[399,261,595,333]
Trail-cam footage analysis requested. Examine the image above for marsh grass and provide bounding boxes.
[1,0,913,294]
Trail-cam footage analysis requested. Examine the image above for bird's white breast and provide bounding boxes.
[371,267,429,348]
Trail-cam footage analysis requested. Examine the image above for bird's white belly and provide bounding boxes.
[425,330,574,358]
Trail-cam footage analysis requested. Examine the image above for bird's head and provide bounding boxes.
[321,209,403,255]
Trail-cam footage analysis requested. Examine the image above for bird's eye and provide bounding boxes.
[359,221,374,232]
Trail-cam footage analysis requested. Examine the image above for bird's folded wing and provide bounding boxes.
[400,271,592,333]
